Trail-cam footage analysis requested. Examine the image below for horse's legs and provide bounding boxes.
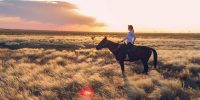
[142,60,148,74]
[119,61,125,76]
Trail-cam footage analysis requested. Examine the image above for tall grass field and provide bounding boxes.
[0,30,199,100]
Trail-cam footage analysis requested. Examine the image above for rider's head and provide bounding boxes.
[128,25,133,32]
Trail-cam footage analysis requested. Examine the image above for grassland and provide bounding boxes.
[0,30,200,100]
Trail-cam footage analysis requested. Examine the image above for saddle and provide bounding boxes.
[128,45,137,52]
[119,44,137,60]
[119,44,137,52]
[125,47,136,60]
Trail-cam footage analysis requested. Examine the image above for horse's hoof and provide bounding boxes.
[142,71,148,75]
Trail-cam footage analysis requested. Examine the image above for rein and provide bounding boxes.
[99,40,121,52]
[106,40,121,52]
[111,45,121,52]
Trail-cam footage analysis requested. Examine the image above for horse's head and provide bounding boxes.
[96,37,108,50]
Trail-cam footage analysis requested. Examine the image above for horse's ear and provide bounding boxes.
[104,36,107,40]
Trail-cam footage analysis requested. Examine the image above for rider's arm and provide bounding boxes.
[133,33,136,42]
[121,36,127,42]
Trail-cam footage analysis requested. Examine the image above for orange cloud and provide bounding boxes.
[0,16,104,31]
[0,0,106,31]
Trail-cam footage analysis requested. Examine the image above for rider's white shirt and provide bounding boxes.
[123,31,136,44]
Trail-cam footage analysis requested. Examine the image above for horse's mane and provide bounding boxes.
[106,39,119,45]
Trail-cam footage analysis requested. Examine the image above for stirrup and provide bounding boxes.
[124,54,129,60]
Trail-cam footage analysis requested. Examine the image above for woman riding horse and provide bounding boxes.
[120,25,136,60]
[96,26,157,75]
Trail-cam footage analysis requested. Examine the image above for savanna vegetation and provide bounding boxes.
[0,30,200,100]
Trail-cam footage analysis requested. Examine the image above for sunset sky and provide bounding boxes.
[0,0,200,33]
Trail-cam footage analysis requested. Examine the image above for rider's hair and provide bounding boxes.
[128,25,133,31]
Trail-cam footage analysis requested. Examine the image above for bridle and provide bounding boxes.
[98,40,109,49]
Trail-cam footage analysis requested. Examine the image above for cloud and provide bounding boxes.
[0,0,105,31]
[0,15,105,31]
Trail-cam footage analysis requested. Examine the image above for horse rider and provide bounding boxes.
[119,25,136,59]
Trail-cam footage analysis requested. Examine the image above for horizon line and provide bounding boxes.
[0,28,200,34]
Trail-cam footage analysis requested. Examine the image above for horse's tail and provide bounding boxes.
[151,48,157,68]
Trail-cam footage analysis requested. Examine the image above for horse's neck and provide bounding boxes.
[106,40,119,53]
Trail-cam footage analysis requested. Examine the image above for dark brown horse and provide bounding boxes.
[96,37,157,75]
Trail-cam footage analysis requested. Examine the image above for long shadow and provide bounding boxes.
[128,60,200,90]
[122,74,145,100]
[155,61,200,90]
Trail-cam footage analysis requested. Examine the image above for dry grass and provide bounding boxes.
[0,34,199,100]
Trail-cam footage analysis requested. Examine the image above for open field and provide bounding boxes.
[1,29,200,39]
[0,32,200,100]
